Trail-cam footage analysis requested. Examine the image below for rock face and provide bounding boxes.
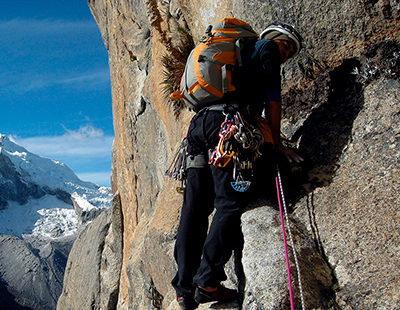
[58,0,400,309]
[57,193,123,310]
[294,77,400,309]
[0,235,74,310]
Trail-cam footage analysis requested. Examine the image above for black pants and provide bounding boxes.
[171,110,250,297]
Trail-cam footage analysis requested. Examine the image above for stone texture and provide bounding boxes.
[0,235,73,310]
[57,0,400,309]
[239,206,333,310]
[57,193,123,310]
[294,78,400,310]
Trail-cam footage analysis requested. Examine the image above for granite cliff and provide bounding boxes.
[58,0,400,309]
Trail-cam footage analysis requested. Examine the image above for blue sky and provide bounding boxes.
[0,0,113,187]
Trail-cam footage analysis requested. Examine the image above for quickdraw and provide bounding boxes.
[208,114,238,168]
[165,137,188,194]
[233,112,263,159]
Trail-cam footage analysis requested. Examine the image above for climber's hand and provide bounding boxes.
[275,144,304,163]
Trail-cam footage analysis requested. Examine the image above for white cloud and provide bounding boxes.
[9,125,114,187]
[9,68,110,94]
[11,125,113,158]
[59,69,111,87]
[65,125,105,140]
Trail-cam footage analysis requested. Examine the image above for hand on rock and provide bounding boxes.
[275,144,304,163]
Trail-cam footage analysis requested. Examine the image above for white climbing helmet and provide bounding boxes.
[260,23,304,57]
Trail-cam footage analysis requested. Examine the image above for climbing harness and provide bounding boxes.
[166,110,263,194]
[165,137,188,194]
[208,111,263,192]
[275,164,305,310]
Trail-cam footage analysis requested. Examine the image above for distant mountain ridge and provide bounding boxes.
[0,133,112,310]
[0,133,112,237]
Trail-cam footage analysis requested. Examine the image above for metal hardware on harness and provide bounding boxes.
[208,114,238,168]
[231,174,251,192]
[231,154,252,192]
[233,112,251,149]
[165,137,188,194]
[208,111,261,192]
[233,112,263,160]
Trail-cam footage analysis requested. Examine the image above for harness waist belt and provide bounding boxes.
[186,154,209,169]
[206,103,240,112]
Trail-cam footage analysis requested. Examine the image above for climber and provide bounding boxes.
[171,22,304,310]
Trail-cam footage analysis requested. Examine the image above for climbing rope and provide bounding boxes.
[275,164,305,310]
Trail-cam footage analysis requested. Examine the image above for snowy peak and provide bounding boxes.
[0,133,112,239]
[0,134,95,191]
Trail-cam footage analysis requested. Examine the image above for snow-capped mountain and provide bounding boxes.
[0,133,113,310]
[0,133,112,239]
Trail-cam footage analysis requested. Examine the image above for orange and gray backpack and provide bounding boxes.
[170,18,258,112]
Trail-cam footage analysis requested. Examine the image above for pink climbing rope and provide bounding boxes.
[275,165,306,310]
[276,174,295,310]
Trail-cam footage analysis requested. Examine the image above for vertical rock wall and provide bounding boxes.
[58,0,400,309]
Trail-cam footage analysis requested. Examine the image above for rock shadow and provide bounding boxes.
[233,40,399,309]
[281,39,400,203]
[0,279,32,310]
[279,57,365,204]
[232,57,365,309]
